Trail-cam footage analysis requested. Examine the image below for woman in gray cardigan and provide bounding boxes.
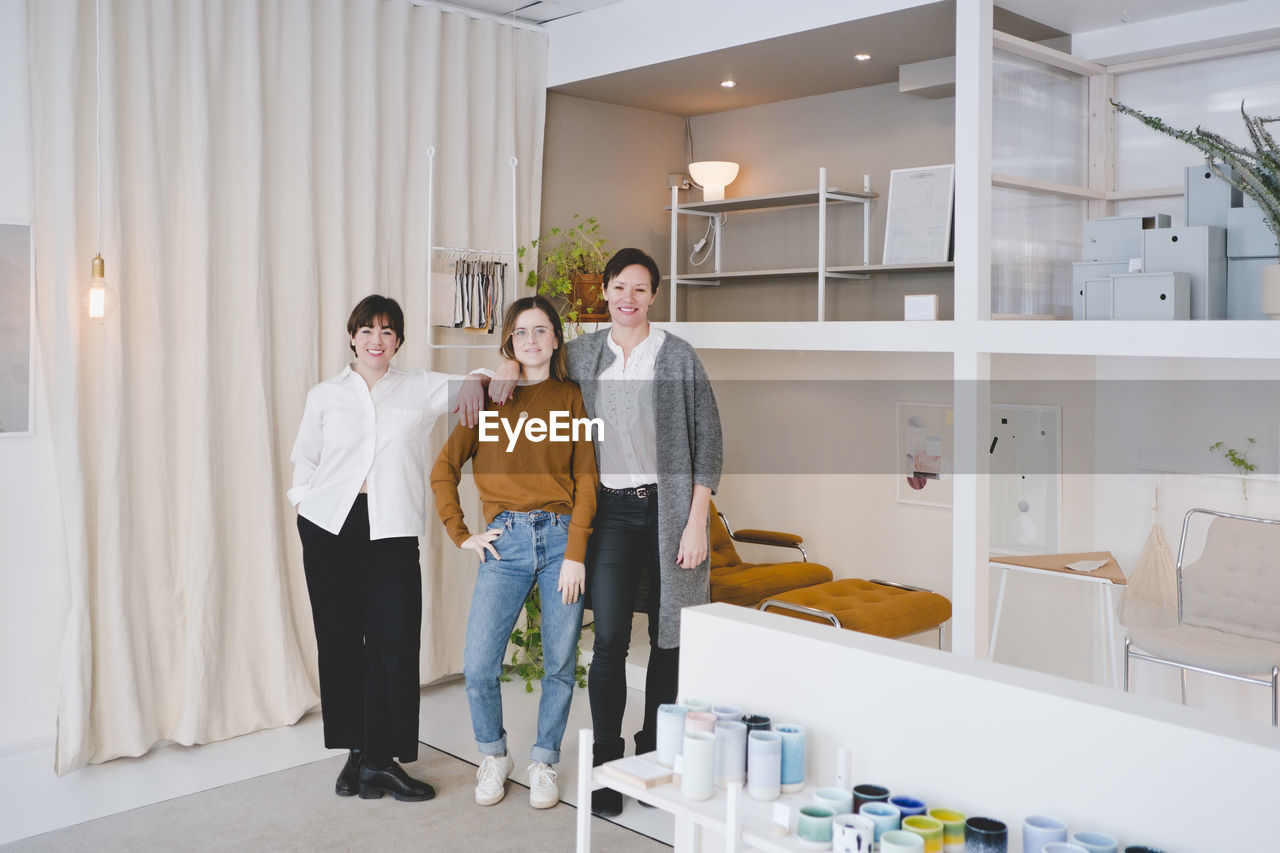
[571,248,722,817]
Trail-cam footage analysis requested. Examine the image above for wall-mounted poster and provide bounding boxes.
[989,403,1061,554]
[882,164,954,264]
[0,223,33,437]
[897,402,953,508]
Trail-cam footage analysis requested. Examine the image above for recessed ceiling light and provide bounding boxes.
[721,79,736,88]
[854,53,871,62]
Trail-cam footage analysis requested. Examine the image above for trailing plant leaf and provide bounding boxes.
[1111,100,1280,252]
[503,585,591,693]
[518,214,609,328]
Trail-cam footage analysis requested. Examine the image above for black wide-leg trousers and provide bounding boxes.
[298,494,422,765]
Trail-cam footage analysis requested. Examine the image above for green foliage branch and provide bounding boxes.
[499,586,590,692]
[1210,437,1258,500]
[516,214,609,326]
[1111,100,1280,251]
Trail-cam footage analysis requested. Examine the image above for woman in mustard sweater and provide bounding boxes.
[430,295,597,811]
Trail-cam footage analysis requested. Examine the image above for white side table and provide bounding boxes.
[987,551,1127,687]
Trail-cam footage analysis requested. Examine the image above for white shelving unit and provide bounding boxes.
[574,729,847,853]
[667,167,901,322]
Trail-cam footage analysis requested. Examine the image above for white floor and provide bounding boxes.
[0,616,669,847]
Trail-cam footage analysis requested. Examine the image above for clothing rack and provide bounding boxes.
[425,146,520,348]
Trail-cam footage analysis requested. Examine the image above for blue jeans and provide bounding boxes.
[463,510,584,765]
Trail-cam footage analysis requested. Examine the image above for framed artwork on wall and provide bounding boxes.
[882,163,955,264]
[989,403,1061,554]
[897,401,953,508]
[0,222,33,438]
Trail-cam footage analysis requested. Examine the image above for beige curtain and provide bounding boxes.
[28,0,546,774]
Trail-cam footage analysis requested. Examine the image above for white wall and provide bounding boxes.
[0,0,68,750]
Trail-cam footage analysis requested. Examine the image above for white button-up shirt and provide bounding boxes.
[289,365,467,539]
[596,328,665,488]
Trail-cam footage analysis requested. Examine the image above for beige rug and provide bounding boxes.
[6,746,669,852]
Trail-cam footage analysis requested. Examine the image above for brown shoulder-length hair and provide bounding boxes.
[346,294,405,354]
[499,295,568,381]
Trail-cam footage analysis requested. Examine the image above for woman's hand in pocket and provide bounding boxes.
[559,559,586,604]
[462,528,502,562]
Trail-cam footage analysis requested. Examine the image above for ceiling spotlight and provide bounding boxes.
[854,53,871,61]
[721,79,736,88]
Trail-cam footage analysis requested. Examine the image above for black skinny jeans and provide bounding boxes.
[586,489,680,751]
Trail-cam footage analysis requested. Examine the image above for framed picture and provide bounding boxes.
[989,403,1061,554]
[896,402,953,507]
[882,164,954,264]
[0,222,33,438]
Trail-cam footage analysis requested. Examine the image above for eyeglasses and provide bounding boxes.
[511,327,552,341]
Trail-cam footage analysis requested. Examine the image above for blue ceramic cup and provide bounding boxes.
[889,794,927,818]
[797,805,836,847]
[860,801,902,841]
[853,783,890,813]
[1071,831,1118,853]
[1023,815,1068,853]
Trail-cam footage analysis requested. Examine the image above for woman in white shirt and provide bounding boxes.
[289,294,488,802]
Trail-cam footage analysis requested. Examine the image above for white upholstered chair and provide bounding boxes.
[1123,507,1280,725]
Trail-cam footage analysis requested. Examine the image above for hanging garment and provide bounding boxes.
[1116,522,1178,628]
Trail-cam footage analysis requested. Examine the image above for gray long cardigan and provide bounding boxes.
[567,329,723,648]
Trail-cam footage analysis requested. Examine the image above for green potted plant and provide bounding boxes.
[499,589,589,693]
[517,214,610,328]
[1210,437,1258,500]
[1110,100,1280,314]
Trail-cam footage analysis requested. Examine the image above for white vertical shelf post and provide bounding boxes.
[510,156,519,271]
[576,728,593,852]
[670,184,680,321]
[952,0,994,657]
[817,166,828,322]
[426,146,437,335]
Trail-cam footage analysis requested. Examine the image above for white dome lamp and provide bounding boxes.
[688,160,739,202]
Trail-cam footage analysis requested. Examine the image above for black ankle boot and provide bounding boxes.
[590,738,626,817]
[334,749,362,797]
[358,760,436,802]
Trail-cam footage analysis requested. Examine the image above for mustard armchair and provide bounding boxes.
[708,500,834,607]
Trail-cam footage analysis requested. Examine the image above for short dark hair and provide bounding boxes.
[602,247,661,296]
[498,295,568,381]
[347,295,405,354]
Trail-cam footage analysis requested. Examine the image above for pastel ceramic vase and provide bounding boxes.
[860,801,902,841]
[746,730,782,801]
[775,723,806,792]
[680,731,716,800]
[853,783,890,812]
[742,714,771,732]
[1123,847,1166,853]
[713,719,747,788]
[881,829,927,853]
[712,704,743,721]
[1071,831,1119,853]
[1042,844,1089,853]
[902,815,944,853]
[814,786,854,817]
[832,813,876,853]
[655,703,688,766]
[964,817,1008,853]
[1023,816,1069,853]
[797,805,836,851]
[928,808,966,853]
[681,697,713,713]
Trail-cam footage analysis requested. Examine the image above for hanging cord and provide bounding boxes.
[688,216,717,266]
[95,0,102,251]
[684,118,704,190]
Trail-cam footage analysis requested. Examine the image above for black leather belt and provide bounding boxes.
[599,483,656,499]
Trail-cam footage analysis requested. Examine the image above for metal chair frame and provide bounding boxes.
[758,578,949,649]
[1122,506,1280,726]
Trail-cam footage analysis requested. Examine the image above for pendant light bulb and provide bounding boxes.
[85,253,117,320]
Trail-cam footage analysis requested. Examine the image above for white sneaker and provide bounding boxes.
[475,753,514,806]
[527,761,559,809]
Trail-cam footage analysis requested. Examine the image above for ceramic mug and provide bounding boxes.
[814,786,854,817]
[742,713,771,732]
[681,697,713,713]
[928,808,966,853]
[964,817,1008,853]
[797,805,836,849]
[890,795,927,818]
[685,710,718,735]
[852,783,890,812]
[713,719,747,788]
[712,704,743,721]
[655,703,688,766]
[1023,815,1069,853]
[860,801,902,841]
[680,731,716,801]
[832,813,876,853]
[1123,847,1166,853]
[775,723,806,793]
[1042,844,1089,853]
[881,829,926,853]
[902,815,944,853]
[1071,831,1119,853]
[746,730,782,801]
